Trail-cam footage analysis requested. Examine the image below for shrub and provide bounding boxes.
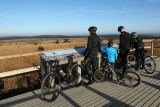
[34,43,37,45]
[64,39,70,43]
[38,46,45,51]
[55,40,60,44]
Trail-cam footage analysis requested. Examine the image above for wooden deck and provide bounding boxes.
[0,56,160,107]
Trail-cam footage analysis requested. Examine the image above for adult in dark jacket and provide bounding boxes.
[131,32,144,70]
[118,26,133,77]
[83,26,101,84]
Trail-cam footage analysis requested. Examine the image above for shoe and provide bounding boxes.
[85,81,93,85]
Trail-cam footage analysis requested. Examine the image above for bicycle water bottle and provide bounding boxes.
[59,69,66,76]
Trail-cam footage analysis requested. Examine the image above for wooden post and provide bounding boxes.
[151,41,154,56]
[77,61,82,83]
[98,54,102,68]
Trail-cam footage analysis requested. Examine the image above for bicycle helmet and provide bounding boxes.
[131,32,138,37]
[88,26,97,32]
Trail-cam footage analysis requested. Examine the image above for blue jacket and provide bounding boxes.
[101,47,118,63]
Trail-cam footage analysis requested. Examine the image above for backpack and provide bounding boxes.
[136,37,144,50]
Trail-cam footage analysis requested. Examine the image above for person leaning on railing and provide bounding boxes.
[83,26,101,85]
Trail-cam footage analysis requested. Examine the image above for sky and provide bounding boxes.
[0,0,160,36]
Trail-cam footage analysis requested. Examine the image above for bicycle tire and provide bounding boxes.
[144,56,156,74]
[123,70,141,88]
[70,64,83,86]
[41,73,61,102]
[127,55,136,70]
[93,68,109,83]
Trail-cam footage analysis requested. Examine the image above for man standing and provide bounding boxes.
[83,26,101,84]
[118,26,133,78]
[131,32,144,70]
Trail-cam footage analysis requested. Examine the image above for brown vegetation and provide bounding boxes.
[0,38,159,99]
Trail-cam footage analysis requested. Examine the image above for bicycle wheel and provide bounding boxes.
[93,68,109,83]
[41,73,61,102]
[71,64,83,86]
[127,55,136,70]
[144,56,156,74]
[123,70,141,88]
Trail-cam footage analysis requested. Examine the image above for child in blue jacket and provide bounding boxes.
[101,41,118,80]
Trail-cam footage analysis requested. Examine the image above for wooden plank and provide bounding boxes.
[0,46,85,60]
[0,56,84,78]
[112,68,160,106]
[0,46,152,78]
[0,58,160,107]
[0,67,39,78]
[151,41,154,56]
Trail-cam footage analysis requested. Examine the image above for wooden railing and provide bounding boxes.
[0,40,155,79]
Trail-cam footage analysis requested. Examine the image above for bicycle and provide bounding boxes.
[94,56,141,88]
[41,55,83,102]
[127,49,156,74]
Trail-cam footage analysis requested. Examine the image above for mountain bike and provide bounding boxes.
[41,55,83,102]
[127,50,156,74]
[94,57,141,88]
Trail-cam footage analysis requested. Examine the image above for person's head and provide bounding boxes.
[131,32,138,38]
[108,41,113,47]
[88,26,97,35]
[118,26,125,33]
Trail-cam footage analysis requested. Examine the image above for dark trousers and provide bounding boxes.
[85,54,98,82]
[120,49,130,74]
[135,48,144,69]
[86,55,98,74]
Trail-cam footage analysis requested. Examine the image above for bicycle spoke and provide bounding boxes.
[41,73,61,102]
[144,56,156,74]
[123,71,141,87]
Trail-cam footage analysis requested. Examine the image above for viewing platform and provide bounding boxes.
[0,57,160,107]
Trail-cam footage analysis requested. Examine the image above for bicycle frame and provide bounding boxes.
[50,60,68,81]
[104,61,119,77]
[50,56,77,82]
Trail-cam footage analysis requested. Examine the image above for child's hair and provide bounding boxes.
[108,41,113,47]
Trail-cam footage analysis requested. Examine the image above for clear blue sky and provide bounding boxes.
[0,0,160,36]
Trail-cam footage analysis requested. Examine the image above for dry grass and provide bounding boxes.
[0,55,40,72]
[0,38,110,72]
[0,38,159,94]
[0,38,159,73]
[0,38,88,56]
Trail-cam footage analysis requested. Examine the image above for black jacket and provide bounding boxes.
[119,31,133,50]
[132,36,144,50]
[84,34,101,55]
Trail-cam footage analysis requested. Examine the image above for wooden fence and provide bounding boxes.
[0,41,155,79]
